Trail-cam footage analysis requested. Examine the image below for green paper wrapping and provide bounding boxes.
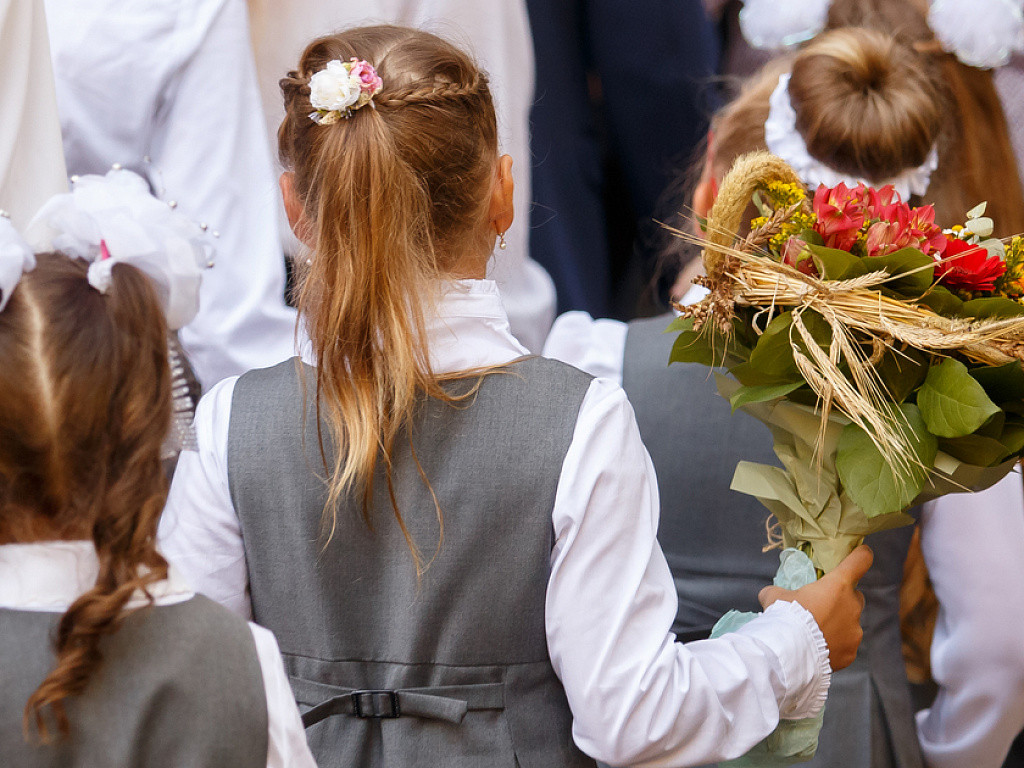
[716,374,1019,571]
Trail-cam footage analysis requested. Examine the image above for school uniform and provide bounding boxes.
[161,279,833,768]
[544,309,1024,768]
[44,0,299,390]
[0,541,316,768]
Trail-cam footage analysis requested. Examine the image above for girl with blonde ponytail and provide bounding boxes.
[162,24,871,768]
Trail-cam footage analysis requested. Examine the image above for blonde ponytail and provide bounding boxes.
[278,26,499,560]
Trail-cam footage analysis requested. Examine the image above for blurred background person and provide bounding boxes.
[525,0,721,320]
[44,0,299,390]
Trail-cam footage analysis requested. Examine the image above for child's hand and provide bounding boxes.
[758,545,874,671]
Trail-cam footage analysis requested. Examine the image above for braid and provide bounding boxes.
[17,260,172,741]
[376,75,488,109]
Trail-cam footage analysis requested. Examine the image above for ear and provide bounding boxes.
[488,155,515,240]
[280,172,313,245]
[693,173,718,236]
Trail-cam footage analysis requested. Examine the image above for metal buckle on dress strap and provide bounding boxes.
[351,689,401,719]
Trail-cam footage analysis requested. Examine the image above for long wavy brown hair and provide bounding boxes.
[278,26,499,569]
[0,253,172,740]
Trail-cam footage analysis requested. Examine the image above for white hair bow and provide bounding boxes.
[29,168,213,330]
[740,0,1024,70]
[0,214,36,313]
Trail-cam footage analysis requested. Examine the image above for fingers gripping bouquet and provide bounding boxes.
[672,152,1024,574]
[669,151,1024,762]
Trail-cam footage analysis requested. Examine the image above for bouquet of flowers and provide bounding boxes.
[668,151,1024,761]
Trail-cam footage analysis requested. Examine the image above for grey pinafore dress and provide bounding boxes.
[0,595,268,768]
[622,315,923,768]
[227,357,598,768]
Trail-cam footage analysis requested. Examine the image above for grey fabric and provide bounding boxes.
[0,595,268,768]
[228,356,597,768]
[623,314,923,768]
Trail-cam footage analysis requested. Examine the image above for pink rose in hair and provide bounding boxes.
[349,59,383,95]
[812,183,867,251]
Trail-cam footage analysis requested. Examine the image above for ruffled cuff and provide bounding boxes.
[739,600,831,720]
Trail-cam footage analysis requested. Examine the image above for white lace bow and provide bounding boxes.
[740,0,1024,70]
[29,169,213,330]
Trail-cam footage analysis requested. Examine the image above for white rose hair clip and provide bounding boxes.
[309,58,384,125]
[740,0,1024,70]
[0,212,36,313]
[29,167,214,330]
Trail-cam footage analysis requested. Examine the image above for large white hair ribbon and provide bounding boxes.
[740,0,1024,69]
[29,168,213,330]
[0,214,36,312]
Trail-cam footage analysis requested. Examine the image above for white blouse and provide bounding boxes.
[0,540,316,768]
[544,309,1024,768]
[160,279,831,767]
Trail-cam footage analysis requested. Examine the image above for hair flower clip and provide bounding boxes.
[309,58,384,125]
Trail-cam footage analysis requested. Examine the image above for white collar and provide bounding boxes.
[0,541,194,612]
[300,279,529,374]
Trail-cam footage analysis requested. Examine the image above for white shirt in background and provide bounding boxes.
[0,0,67,239]
[247,0,556,353]
[160,279,831,767]
[0,540,316,768]
[543,308,1024,768]
[44,0,299,390]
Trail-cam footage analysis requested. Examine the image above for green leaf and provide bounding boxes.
[729,381,804,412]
[959,297,1024,319]
[663,315,693,334]
[918,358,1001,437]
[836,403,938,518]
[807,243,868,281]
[748,313,800,379]
[939,434,1012,467]
[999,421,1024,456]
[875,348,928,403]
[729,361,800,387]
[916,285,964,316]
[669,330,716,366]
[863,247,936,296]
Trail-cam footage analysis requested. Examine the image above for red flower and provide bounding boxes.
[864,203,947,258]
[866,184,902,220]
[936,237,1006,292]
[782,236,819,276]
[813,182,867,251]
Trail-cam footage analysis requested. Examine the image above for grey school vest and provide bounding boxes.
[0,595,268,768]
[623,315,923,768]
[228,356,597,768]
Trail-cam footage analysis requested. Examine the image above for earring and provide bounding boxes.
[498,232,507,250]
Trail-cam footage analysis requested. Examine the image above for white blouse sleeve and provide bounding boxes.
[542,311,629,385]
[159,376,251,619]
[916,469,1024,768]
[248,624,317,768]
[546,376,831,767]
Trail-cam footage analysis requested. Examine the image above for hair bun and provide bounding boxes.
[788,27,944,185]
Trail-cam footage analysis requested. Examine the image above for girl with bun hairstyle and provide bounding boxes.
[160,24,872,768]
[0,207,315,767]
[545,22,1024,768]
